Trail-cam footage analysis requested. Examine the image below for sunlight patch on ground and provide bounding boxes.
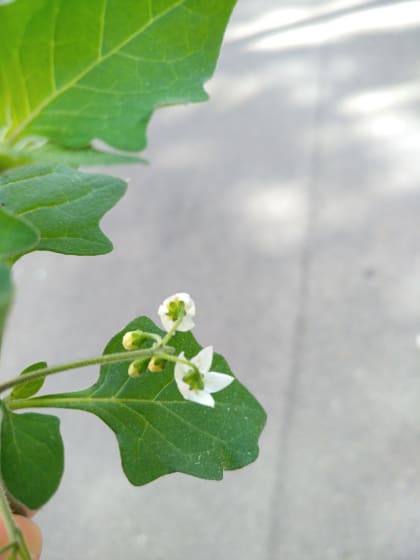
[337,81,420,194]
[340,82,420,115]
[226,0,380,43]
[206,73,265,108]
[229,183,308,253]
[226,8,310,42]
[362,113,417,139]
[249,1,420,51]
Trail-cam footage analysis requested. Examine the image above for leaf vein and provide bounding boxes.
[50,0,61,92]
[7,0,186,142]
[16,187,96,216]
[98,0,108,57]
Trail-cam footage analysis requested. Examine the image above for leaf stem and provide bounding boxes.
[0,483,31,560]
[0,345,174,395]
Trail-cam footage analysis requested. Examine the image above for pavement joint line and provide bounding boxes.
[265,39,330,558]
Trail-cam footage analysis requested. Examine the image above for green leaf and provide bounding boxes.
[0,263,13,349]
[0,164,127,256]
[0,409,64,509]
[16,317,266,486]
[0,0,236,152]
[10,362,47,400]
[0,206,39,259]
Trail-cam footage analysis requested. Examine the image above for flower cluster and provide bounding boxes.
[122,293,233,407]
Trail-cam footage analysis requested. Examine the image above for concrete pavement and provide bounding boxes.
[2,1,420,558]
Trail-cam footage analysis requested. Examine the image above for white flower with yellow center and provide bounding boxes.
[158,292,195,332]
[174,346,234,407]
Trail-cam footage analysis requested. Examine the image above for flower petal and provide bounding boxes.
[176,315,195,332]
[176,292,195,309]
[204,371,234,393]
[188,390,215,408]
[191,346,213,374]
[174,355,192,399]
[174,352,191,382]
[174,352,188,383]
[159,311,175,332]
[176,379,191,400]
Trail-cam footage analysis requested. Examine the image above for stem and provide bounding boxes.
[156,352,199,374]
[0,484,31,560]
[0,345,175,395]
[16,531,32,560]
[159,315,184,347]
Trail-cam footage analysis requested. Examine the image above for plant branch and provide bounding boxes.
[0,484,31,560]
[0,345,175,395]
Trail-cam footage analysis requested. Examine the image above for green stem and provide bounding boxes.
[0,543,14,554]
[0,345,174,395]
[16,531,32,560]
[8,352,200,412]
[159,314,184,347]
[0,484,31,560]
[156,352,199,374]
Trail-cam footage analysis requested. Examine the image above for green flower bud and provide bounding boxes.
[148,356,167,373]
[122,330,149,350]
[128,358,149,378]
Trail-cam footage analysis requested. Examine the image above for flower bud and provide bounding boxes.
[122,330,149,350]
[148,356,167,373]
[128,358,149,378]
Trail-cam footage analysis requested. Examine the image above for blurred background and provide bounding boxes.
[3,0,420,558]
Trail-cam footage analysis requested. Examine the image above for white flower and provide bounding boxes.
[158,292,196,332]
[174,346,234,407]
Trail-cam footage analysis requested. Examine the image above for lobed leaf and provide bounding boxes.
[0,206,39,260]
[0,164,127,256]
[0,409,64,509]
[0,0,236,155]
[12,317,266,486]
